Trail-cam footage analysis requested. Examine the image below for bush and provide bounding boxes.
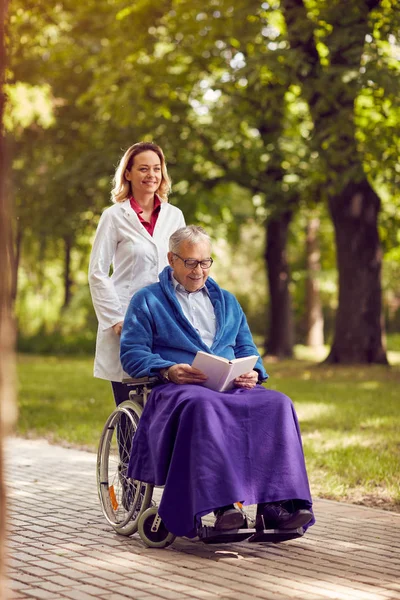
[17,328,96,355]
[387,333,400,352]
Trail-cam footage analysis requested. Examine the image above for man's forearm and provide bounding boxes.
[159,367,172,382]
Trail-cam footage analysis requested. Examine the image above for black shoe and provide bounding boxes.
[259,502,313,530]
[214,505,246,530]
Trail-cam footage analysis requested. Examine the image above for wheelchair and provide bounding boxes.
[97,377,306,548]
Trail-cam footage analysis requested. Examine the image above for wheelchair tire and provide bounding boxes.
[138,507,176,548]
[97,401,153,536]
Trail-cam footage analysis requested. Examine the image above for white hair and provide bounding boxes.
[169,226,211,253]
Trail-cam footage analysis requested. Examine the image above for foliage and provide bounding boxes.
[5,0,400,354]
[386,333,400,351]
[211,219,268,335]
[16,352,400,510]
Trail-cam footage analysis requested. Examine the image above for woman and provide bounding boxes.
[89,142,185,405]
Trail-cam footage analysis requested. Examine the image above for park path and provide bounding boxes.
[4,437,400,600]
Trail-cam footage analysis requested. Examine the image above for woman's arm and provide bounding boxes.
[88,210,124,330]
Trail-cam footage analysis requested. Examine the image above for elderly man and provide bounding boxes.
[120,225,314,538]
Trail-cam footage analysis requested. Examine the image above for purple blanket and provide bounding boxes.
[128,383,314,537]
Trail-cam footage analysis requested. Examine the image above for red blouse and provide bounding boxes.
[129,195,161,236]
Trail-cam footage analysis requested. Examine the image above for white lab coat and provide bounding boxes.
[88,199,185,381]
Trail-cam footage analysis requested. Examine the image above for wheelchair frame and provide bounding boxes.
[97,377,156,537]
[97,377,306,548]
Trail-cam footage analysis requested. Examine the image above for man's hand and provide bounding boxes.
[167,364,208,385]
[112,321,124,336]
[234,370,258,389]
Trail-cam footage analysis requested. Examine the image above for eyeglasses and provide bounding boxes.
[172,253,213,270]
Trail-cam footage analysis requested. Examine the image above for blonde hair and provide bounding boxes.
[111,142,171,203]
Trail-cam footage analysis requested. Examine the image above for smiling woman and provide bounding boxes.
[124,151,162,222]
[88,142,186,407]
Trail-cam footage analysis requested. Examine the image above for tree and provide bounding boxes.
[75,0,313,356]
[7,0,126,318]
[81,0,399,360]
[7,0,400,360]
[281,0,398,363]
[305,216,324,347]
[0,0,17,596]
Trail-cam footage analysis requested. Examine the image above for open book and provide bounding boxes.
[192,351,258,392]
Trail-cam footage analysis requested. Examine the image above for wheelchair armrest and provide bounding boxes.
[122,376,160,386]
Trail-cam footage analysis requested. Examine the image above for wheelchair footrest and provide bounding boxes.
[247,527,304,543]
[198,526,256,544]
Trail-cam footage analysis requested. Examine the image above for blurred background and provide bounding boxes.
[5,0,400,361]
[2,0,400,514]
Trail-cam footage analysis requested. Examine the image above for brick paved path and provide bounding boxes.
[5,437,400,600]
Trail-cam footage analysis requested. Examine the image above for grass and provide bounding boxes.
[16,354,111,449]
[266,346,400,512]
[16,350,400,512]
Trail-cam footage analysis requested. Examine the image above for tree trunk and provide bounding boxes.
[1,0,17,597]
[325,179,387,364]
[282,0,387,365]
[10,217,21,304]
[62,234,73,309]
[264,211,294,357]
[305,217,324,348]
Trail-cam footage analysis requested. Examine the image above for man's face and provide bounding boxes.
[168,240,212,292]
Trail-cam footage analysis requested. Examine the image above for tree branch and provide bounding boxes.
[280,0,320,80]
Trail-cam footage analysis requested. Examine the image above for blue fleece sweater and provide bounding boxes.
[120,266,268,381]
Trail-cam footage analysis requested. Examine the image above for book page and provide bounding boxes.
[219,355,258,391]
[192,351,229,390]
[192,352,258,392]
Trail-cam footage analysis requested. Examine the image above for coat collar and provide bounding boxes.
[118,199,164,243]
[159,267,224,349]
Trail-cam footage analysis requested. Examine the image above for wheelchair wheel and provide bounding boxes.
[138,507,176,548]
[97,400,153,536]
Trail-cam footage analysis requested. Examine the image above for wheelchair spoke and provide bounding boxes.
[97,401,153,536]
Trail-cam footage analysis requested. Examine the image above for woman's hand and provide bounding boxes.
[167,364,208,385]
[112,321,124,336]
[234,370,258,389]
